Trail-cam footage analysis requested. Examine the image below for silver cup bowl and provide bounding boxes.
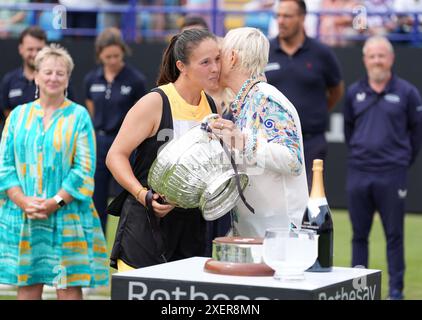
[148,115,249,221]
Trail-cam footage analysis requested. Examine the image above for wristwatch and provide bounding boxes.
[53,195,66,208]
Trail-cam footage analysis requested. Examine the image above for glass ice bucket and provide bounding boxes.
[147,115,249,221]
[263,227,319,281]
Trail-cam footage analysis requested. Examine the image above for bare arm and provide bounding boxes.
[106,92,160,200]
[0,12,26,27]
[85,99,94,118]
[10,12,26,24]
[327,81,344,112]
[106,92,174,216]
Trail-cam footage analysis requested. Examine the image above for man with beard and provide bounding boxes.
[343,36,422,300]
[0,27,75,138]
[0,27,47,121]
[265,0,344,188]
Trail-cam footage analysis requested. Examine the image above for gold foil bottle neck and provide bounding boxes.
[312,159,323,172]
[310,159,326,198]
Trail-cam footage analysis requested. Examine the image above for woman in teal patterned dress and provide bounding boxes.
[0,44,109,299]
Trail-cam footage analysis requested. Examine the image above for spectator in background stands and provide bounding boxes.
[244,0,275,36]
[319,0,359,47]
[99,0,127,30]
[15,1,63,41]
[303,0,323,38]
[267,0,280,38]
[59,0,100,35]
[36,0,63,41]
[136,0,158,43]
[343,36,422,300]
[0,0,28,39]
[84,27,147,235]
[180,15,209,31]
[393,0,422,44]
[362,0,396,37]
[184,0,210,24]
[265,0,344,188]
[165,0,183,33]
[137,0,180,43]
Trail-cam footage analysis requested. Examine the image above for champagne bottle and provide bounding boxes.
[302,159,334,272]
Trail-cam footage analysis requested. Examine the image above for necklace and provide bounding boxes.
[230,74,266,121]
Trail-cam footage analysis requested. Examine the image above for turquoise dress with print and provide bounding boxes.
[0,99,109,288]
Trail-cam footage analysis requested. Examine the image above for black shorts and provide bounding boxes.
[110,195,206,269]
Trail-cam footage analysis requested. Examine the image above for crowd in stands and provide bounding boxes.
[0,0,422,45]
[316,0,422,46]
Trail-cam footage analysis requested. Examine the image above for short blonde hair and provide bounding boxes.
[222,27,269,77]
[34,43,74,76]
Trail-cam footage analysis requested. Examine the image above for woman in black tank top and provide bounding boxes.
[105,29,235,270]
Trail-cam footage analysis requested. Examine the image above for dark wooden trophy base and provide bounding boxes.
[203,237,274,276]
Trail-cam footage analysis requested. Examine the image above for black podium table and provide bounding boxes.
[111,257,381,300]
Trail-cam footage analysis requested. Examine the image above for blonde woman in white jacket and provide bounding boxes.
[211,27,308,237]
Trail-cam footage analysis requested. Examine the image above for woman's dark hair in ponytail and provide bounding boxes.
[156,29,216,86]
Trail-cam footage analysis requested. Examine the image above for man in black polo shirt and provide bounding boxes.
[0,26,46,126]
[265,0,344,188]
[344,36,422,300]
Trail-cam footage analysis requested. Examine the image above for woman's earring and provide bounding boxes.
[34,85,39,99]
[64,88,68,98]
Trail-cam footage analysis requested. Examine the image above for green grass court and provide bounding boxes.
[1,210,421,300]
[329,210,422,300]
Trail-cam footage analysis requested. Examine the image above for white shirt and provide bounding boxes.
[232,82,309,237]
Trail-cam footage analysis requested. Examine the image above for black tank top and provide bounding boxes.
[107,87,217,216]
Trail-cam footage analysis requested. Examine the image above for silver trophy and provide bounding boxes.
[148,114,249,221]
